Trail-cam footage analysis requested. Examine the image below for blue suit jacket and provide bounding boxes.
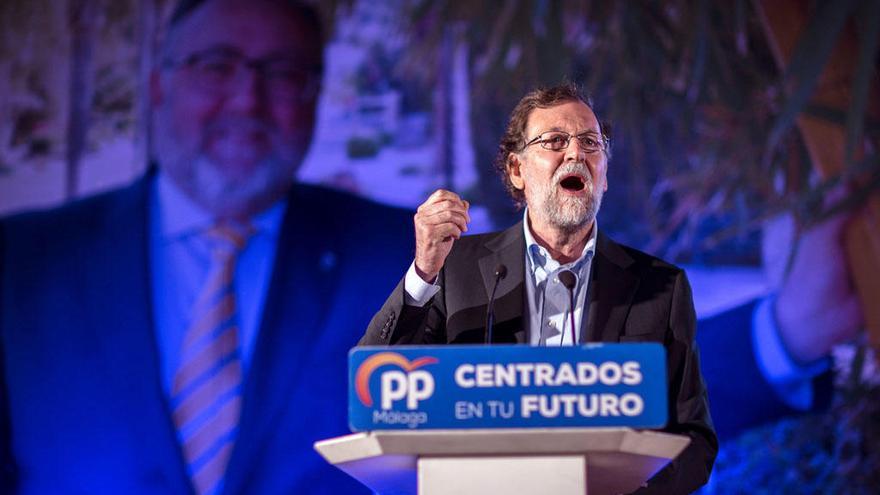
[0,175,414,494]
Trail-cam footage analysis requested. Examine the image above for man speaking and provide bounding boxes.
[360,84,717,494]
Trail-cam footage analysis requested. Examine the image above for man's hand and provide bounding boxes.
[413,189,470,283]
[773,212,864,364]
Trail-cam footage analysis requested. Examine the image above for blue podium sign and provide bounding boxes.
[349,344,667,431]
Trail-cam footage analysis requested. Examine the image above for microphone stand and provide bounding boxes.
[484,264,508,344]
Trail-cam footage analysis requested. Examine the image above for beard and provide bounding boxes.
[534,161,603,232]
[185,152,293,218]
[155,116,303,219]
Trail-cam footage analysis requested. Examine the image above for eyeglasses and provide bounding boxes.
[522,131,609,153]
[163,47,321,102]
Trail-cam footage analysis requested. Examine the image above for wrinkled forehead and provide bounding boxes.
[525,101,602,137]
[166,0,320,62]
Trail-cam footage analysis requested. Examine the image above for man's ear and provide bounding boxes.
[507,154,525,190]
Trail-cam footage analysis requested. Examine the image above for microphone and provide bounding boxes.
[557,270,577,345]
[484,264,508,344]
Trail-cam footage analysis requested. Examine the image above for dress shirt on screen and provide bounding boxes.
[752,295,831,410]
[150,173,285,397]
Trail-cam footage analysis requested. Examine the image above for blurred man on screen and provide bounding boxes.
[0,1,410,493]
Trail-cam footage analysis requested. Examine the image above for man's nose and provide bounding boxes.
[563,136,587,161]
[226,67,268,114]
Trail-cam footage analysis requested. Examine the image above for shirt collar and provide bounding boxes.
[522,207,597,275]
[154,172,286,241]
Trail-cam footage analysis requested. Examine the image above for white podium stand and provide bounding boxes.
[315,428,689,495]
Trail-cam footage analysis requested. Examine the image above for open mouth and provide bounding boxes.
[559,174,586,192]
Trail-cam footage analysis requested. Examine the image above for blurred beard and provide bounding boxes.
[535,161,603,232]
[186,152,293,219]
[156,117,301,219]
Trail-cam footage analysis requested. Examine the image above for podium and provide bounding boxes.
[315,427,690,495]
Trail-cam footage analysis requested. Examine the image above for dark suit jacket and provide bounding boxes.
[0,175,414,494]
[361,223,718,494]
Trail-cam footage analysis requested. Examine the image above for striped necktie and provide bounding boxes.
[172,222,253,495]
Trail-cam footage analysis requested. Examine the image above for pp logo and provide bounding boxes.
[355,352,438,410]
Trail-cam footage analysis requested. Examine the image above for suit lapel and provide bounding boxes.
[478,223,527,343]
[584,231,640,343]
[471,224,640,345]
[84,176,192,493]
[223,185,341,493]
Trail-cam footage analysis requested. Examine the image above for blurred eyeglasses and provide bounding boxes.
[522,131,609,153]
[164,47,321,102]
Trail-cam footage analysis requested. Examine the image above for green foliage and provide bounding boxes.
[0,0,876,253]
[396,0,879,262]
[0,0,141,173]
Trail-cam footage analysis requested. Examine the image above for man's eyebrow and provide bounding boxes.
[532,126,565,134]
[191,46,317,65]
[261,49,310,59]
[180,44,243,58]
[535,127,602,135]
